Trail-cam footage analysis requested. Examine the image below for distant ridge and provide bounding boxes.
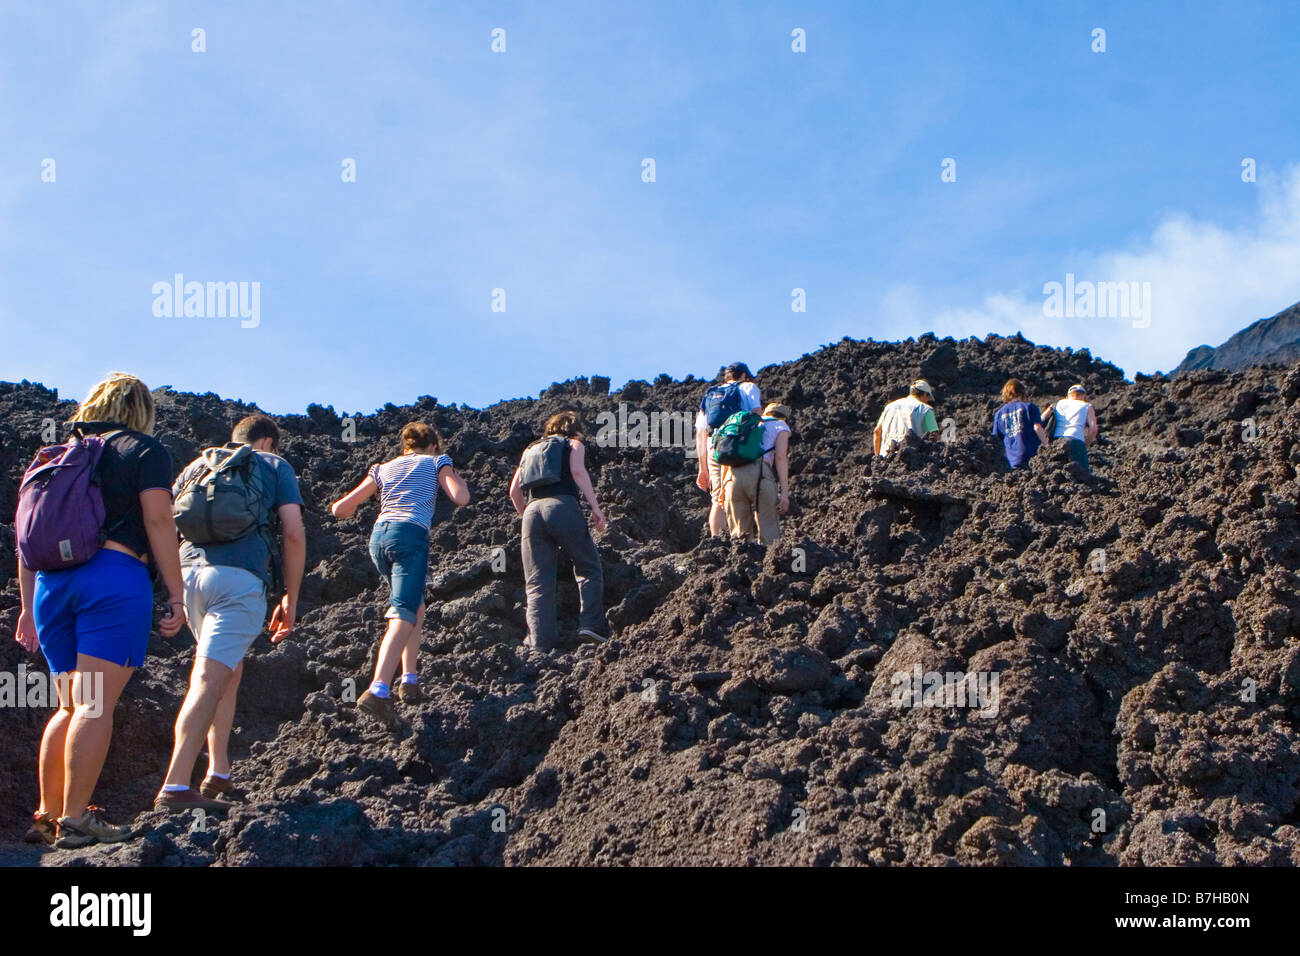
[1175,300,1300,373]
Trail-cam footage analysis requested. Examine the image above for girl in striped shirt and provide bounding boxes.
[331,422,469,728]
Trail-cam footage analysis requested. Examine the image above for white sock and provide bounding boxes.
[208,771,231,780]
[162,784,189,793]
[369,680,390,698]
[401,673,418,684]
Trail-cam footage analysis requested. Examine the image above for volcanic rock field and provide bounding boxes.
[3,332,1299,866]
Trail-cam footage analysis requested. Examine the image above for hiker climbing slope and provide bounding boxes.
[695,363,761,536]
[14,372,184,849]
[508,411,609,651]
[874,379,939,456]
[331,422,469,729]
[156,413,305,812]
[721,402,792,545]
[1043,384,1099,472]
[991,378,1049,470]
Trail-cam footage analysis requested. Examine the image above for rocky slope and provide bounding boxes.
[2,331,1299,866]
[1176,300,1300,374]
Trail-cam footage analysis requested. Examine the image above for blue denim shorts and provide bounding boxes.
[33,549,154,673]
[368,520,430,623]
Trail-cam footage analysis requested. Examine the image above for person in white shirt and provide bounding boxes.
[874,380,939,456]
[1044,384,1098,472]
[694,362,761,536]
[331,422,470,729]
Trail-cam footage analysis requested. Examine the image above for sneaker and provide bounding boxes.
[153,788,231,813]
[578,627,610,645]
[199,775,234,799]
[397,682,422,704]
[55,807,134,849]
[357,689,404,730]
[23,811,56,846]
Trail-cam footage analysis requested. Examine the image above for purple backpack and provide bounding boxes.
[15,431,111,571]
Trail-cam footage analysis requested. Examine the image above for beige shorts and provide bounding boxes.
[183,564,267,670]
[708,455,728,506]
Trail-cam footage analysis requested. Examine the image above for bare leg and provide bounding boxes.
[37,674,75,818]
[62,654,134,820]
[206,658,244,777]
[162,656,235,788]
[372,617,414,688]
[400,603,425,678]
[708,500,726,536]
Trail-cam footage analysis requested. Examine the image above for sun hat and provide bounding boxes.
[763,403,791,419]
[910,379,934,396]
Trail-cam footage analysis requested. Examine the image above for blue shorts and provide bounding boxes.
[33,549,154,673]
[369,520,429,624]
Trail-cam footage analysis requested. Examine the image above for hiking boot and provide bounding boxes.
[357,689,404,730]
[199,775,234,799]
[578,627,610,645]
[154,788,231,813]
[24,811,56,846]
[397,682,422,704]
[55,807,134,849]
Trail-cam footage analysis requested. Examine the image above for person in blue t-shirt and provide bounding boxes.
[991,378,1049,469]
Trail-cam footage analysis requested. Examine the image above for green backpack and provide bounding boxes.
[711,411,764,466]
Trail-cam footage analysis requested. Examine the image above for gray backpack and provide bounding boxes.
[518,436,567,490]
[173,445,271,544]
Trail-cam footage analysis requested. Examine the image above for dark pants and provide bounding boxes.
[521,495,605,650]
[1063,437,1090,472]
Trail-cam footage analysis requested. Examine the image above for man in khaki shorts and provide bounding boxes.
[154,414,305,811]
[694,362,761,536]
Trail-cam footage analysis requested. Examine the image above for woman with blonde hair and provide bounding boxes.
[331,422,469,729]
[508,410,609,652]
[14,372,186,848]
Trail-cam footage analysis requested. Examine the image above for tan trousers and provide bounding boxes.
[708,454,727,506]
[724,458,779,544]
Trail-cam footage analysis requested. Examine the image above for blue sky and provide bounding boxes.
[2,0,1298,413]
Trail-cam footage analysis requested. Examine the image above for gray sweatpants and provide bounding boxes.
[521,495,605,650]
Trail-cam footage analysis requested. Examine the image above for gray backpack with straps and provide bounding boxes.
[173,445,272,544]
[518,436,567,491]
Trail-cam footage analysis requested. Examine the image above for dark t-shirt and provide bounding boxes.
[991,402,1043,468]
[528,439,580,501]
[75,421,174,558]
[175,445,303,589]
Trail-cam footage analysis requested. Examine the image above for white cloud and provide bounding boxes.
[883,165,1300,375]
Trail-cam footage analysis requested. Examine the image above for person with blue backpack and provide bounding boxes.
[694,363,761,536]
[13,372,186,848]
